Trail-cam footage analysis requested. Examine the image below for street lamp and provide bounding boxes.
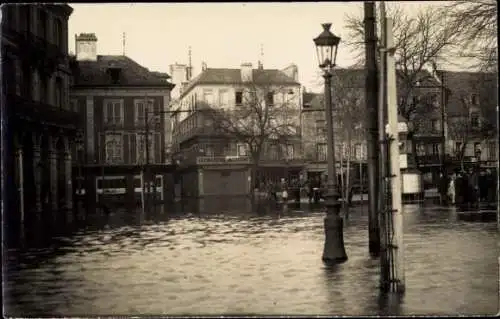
[314,23,348,264]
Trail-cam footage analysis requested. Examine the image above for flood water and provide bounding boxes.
[3,203,498,316]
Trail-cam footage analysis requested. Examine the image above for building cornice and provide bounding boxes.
[179,81,301,100]
[70,88,172,97]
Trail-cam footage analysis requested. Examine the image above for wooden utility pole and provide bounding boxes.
[364,1,380,257]
[378,0,390,290]
[382,14,405,293]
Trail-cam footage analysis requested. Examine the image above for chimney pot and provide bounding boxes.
[241,63,253,82]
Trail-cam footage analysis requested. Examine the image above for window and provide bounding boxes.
[54,18,63,49]
[266,91,274,106]
[416,143,426,156]
[104,134,123,164]
[316,143,327,161]
[55,77,63,109]
[471,94,479,105]
[104,100,124,125]
[316,120,326,136]
[219,89,229,108]
[154,133,162,163]
[237,143,248,157]
[474,142,481,154]
[432,144,441,155]
[488,141,497,160]
[354,143,363,160]
[455,142,463,154]
[135,99,154,124]
[136,133,155,164]
[470,112,480,129]
[203,89,214,106]
[431,119,441,133]
[284,144,294,159]
[235,91,243,105]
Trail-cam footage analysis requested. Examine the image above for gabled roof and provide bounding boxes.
[180,67,300,98]
[72,55,174,88]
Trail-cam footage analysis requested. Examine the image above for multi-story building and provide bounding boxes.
[301,68,442,186]
[437,70,498,170]
[170,62,302,199]
[69,33,174,207]
[1,4,78,229]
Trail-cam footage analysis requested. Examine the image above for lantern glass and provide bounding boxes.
[313,23,341,68]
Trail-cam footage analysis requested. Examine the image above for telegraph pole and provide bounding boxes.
[364,1,380,257]
[381,11,405,293]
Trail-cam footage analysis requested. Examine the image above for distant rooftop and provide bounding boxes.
[71,55,174,88]
[180,67,300,98]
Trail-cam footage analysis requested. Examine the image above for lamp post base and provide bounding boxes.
[322,213,348,264]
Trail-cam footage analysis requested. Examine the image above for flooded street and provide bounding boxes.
[3,203,498,316]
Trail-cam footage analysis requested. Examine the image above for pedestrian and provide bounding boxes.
[438,173,449,205]
[313,176,321,203]
[478,171,488,202]
[292,178,301,204]
[447,173,456,205]
[307,179,314,203]
[282,181,289,204]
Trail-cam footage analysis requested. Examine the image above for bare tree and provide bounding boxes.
[203,82,301,203]
[331,70,365,213]
[344,4,457,123]
[443,0,498,72]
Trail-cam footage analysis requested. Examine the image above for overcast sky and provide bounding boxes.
[68,2,454,91]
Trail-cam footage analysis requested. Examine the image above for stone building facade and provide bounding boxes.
[1,4,78,229]
[437,70,498,170]
[171,63,303,199]
[69,33,175,207]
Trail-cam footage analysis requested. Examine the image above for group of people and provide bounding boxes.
[439,168,497,207]
[258,174,353,205]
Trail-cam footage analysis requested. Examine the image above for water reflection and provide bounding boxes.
[3,203,498,316]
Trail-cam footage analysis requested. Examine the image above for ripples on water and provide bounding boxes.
[4,203,498,316]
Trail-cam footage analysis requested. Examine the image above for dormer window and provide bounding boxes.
[107,67,121,84]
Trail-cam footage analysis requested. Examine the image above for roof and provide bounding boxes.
[151,71,171,79]
[181,67,300,98]
[72,55,174,88]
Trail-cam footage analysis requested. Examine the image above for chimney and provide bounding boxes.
[201,61,207,71]
[75,33,98,61]
[241,63,253,82]
[282,64,298,82]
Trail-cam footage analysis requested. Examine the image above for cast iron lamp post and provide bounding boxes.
[314,23,348,264]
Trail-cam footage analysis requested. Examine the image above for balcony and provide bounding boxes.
[196,156,251,165]
[7,93,82,131]
[416,154,441,166]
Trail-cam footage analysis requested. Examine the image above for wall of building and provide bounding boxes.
[71,88,171,164]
